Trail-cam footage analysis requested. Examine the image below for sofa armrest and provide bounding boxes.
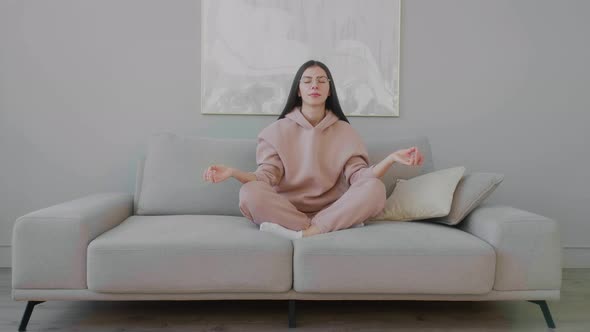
[458,204,562,291]
[12,193,133,290]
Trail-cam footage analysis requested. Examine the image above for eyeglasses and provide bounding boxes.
[300,76,330,84]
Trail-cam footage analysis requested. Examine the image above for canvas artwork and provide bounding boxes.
[201,0,401,116]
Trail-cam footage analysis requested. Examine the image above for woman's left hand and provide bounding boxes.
[389,146,424,166]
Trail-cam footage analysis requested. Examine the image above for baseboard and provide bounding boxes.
[562,246,590,268]
[0,245,10,268]
[1,245,589,268]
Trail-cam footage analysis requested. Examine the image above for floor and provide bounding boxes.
[1,268,588,331]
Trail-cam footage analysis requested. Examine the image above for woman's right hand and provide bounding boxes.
[202,164,233,183]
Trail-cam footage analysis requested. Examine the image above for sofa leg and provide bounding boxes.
[528,300,556,328]
[18,301,45,331]
[288,300,296,328]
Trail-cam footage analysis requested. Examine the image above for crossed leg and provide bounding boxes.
[238,178,386,237]
[309,177,386,235]
[239,181,311,231]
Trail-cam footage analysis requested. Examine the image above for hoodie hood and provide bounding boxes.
[285,107,340,131]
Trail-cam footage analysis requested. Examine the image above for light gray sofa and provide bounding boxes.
[12,134,562,330]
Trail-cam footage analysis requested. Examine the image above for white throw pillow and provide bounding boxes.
[370,166,466,222]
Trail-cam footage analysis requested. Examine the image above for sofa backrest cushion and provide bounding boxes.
[135,133,434,216]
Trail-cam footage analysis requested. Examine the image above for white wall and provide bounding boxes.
[1,0,589,267]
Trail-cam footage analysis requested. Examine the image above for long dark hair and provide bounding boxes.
[277,60,349,123]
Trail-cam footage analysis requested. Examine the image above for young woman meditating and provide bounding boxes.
[202,60,424,239]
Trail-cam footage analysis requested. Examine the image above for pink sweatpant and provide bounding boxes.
[238,178,386,234]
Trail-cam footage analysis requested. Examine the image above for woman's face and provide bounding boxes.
[298,66,331,108]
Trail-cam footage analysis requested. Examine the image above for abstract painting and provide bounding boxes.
[201,0,401,116]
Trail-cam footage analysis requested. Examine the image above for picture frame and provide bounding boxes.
[201,0,401,117]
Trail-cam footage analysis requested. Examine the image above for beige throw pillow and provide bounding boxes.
[370,166,466,222]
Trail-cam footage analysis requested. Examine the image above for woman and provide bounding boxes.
[202,60,424,239]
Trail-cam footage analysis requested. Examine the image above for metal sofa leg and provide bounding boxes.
[528,300,556,328]
[288,300,296,328]
[18,301,45,331]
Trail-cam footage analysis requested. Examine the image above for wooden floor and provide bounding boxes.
[1,268,588,331]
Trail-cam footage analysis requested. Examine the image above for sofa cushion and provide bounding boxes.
[134,134,435,215]
[136,134,257,216]
[87,215,293,293]
[293,221,495,294]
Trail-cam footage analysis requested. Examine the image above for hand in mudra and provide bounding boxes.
[202,164,232,183]
[390,146,424,166]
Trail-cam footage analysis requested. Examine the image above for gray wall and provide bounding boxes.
[1,0,588,267]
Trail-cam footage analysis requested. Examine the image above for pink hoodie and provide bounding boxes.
[253,107,377,213]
